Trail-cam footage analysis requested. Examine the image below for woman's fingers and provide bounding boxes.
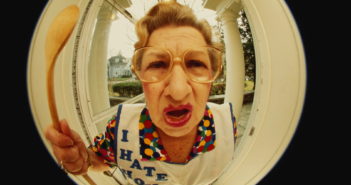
[69,157,90,175]
[77,140,88,162]
[60,120,74,140]
[60,120,89,162]
[53,145,80,163]
[62,157,84,173]
[46,120,90,174]
[45,123,74,147]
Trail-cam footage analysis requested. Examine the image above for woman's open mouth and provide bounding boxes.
[163,104,193,127]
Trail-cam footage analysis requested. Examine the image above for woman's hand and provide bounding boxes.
[45,120,90,175]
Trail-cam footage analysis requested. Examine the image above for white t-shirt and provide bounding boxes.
[97,102,236,185]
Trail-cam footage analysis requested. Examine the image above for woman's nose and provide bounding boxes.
[164,64,192,101]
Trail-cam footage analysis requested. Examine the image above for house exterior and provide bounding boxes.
[108,52,132,79]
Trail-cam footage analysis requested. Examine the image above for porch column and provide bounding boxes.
[219,5,245,118]
[88,3,116,114]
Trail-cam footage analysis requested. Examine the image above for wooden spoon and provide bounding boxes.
[45,5,97,185]
[45,5,79,131]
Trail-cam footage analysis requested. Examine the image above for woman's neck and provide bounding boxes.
[157,127,197,163]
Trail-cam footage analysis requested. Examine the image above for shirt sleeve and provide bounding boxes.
[91,115,117,166]
[228,102,238,144]
[233,118,238,144]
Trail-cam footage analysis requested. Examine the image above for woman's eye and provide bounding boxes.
[186,60,208,69]
[147,61,168,69]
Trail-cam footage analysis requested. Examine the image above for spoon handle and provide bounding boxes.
[45,5,79,131]
[47,63,61,131]
[45,5,97,185]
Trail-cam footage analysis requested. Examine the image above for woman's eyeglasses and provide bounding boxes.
[131,46,222,83]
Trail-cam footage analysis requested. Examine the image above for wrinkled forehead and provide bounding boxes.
[147,26,207,55]
[142,47,209,59]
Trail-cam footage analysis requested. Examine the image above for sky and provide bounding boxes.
[107,0,218,59]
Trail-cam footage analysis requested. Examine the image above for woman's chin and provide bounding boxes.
[159,121,197,138]
[161,129,190,138]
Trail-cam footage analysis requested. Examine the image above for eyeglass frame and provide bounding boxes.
[131,46,223,84]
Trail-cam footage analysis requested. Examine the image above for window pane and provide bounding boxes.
[87,0,141,116]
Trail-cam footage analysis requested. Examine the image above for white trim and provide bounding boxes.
[213,0,306,184]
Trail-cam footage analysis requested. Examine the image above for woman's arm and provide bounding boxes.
[87,147,110,171]
[45,120,109,175]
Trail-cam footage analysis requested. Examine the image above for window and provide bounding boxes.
[85,0,253,134]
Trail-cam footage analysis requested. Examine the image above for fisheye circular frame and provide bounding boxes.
[27,0,306,184]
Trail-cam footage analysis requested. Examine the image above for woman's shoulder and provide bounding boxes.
[206,102,232,109]
[207,102,235,119]
[116,103,146,114]
[110,103,146,127]
[118,103,146,108]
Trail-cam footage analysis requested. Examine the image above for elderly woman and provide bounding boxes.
[45,1,237,185]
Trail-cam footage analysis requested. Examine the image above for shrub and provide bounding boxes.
[112,81,143,97]
[210,83,225,96]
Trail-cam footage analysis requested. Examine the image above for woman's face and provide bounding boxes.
[142,26,212,138]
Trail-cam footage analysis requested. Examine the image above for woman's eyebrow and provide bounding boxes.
[186,50,208,57]
[144,51,169,58]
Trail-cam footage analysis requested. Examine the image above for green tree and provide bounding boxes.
[238,10,256,83]
[213,10,256,86]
